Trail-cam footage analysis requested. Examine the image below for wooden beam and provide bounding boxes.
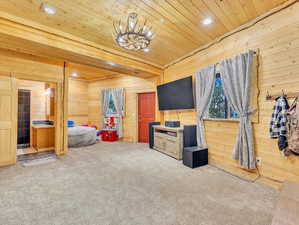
[0,15,163,78]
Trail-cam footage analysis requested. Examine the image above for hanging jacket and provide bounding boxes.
[287,97,299,155]
[270,96,290,138]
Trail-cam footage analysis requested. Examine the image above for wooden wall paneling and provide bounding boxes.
[55,81,63,155]
[0,74,17,167]
[163,2,299,183]
[88,75,159,142]
[68,78,88,125]
[0,46,70,162]
[17,80,47,121]
[11,76,17,165]
[63,63,69,154]
[0,48,64,83]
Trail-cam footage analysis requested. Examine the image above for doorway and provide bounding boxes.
[138,92,156,143]
[17,89,31,149]
[16,80,56,158]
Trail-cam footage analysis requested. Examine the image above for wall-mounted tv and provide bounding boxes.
[157,76,194,111]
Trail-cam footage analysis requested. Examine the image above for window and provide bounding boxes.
[107,93,117,114]
[205,73,239,120]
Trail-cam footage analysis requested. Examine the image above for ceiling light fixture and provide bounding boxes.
[71,72,78,77]
[40,3,57,15]
[202,17,213,26]
[106,61,116,66]
[143,48,150,52]
[45,88,52,96]
[113,12,155,51]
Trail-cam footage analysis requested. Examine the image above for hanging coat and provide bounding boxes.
[270,96,290,154]
[287,97,299,155]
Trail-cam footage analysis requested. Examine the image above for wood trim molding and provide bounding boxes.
[163,0,299,69]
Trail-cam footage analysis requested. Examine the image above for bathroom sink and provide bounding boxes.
[32,120,54,126]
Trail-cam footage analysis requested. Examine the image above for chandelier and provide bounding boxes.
[113,12,154,52]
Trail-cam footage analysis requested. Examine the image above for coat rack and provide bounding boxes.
[266,89,299,100]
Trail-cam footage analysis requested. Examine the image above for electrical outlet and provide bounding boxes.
[256,157,262,166]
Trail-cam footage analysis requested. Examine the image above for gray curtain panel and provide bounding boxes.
[220,50,256,169]
[196,65,216,148]
[102,89,110,116]
[111,88,125,138]
[101,89,111,129]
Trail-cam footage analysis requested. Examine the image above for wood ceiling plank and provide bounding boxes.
[68,63,119,80]
[112,0,199,58]
[127,0,201,45]
[141,0,212,43]
[165,0,226,39]
[177,0,230,34]
[252,0,276,14]
[0,0,289,66]
[0,18,163,77]
[199,0,237,30]
[238,0,259,19]
[212,0,247,26]
[54,0,196,65]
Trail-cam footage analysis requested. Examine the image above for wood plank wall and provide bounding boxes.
[0,48,68,159]
[88,75,160,142]
[17,80,46,121]
[68,78,89,126]
[163,2,299,182]
[0,49,64,82]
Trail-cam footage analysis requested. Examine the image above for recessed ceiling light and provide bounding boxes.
[71,72,78,77]
[41,3,57,15]
[160,18,165,24]
[143,48,150,52]
[106,61,116,66]
[202,17,213,26]
[45,88,52,96]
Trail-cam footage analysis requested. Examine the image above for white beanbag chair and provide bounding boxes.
[68,126,97,147]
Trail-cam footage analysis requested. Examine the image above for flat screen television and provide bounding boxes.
[157,76,194,111]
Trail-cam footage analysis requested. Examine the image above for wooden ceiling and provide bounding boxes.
[68,63,121,81]
[0,0,289,67]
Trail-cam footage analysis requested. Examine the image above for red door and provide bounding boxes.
[138,92,156,143]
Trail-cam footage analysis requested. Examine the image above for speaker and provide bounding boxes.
[165,121,180,128]
[149,122,160,149]
[182,125,208,168]
[183,147,208,168]
[183,125,197,147]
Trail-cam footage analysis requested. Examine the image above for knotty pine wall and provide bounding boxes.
[0,48,69,158]
[68,79,89,126]
[163,3,299,182]
[88,75,161,142]
[17,80,47,121]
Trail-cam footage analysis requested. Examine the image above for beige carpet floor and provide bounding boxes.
[0,141,278,225]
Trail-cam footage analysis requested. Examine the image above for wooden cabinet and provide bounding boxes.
[32,125,55,151]
[153,125,183,160]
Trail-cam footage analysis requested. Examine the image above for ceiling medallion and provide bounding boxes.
[113,12,154,52]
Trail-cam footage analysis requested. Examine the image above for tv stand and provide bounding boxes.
[153,125,184,160]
